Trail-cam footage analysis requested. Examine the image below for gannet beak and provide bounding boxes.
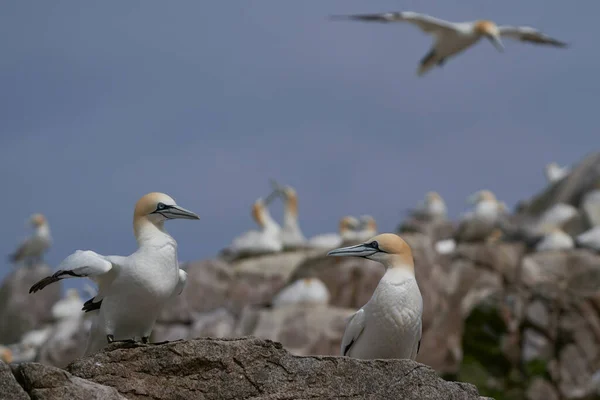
[155,205,200,220]
[327,243,378,258]
[264,189,281,205]
[487,34,505,52]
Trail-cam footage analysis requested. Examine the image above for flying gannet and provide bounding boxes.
[29,192,199,356]
[308,216,360,249]
[545,162,570,184]
[328,233,423,360]
[409,192,447,221]
[9,214,52,266]
[228,197,282,256]
[330,11,567,76]
[268,180,307,249]
[272,277,330,308]
[355,215,378,242]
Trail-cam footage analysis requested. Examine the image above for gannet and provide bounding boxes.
[455,190,503,242]
[545,162,570,183]
[269,181,307,249]
[0,346,12,363]
[272,277,330,308]
[409,192,447,221]
[28,192,199,356]
[9,214,52,266]
[576,226,600,252]
[330,11,567,76]
[228,197,282,255]
[582,181,600,227]
[535,227,574,252]
[328,233,422,360]
[308,216,360,249]
[533,203,578,233]
[355,215,378,242]
[51,288,84,321]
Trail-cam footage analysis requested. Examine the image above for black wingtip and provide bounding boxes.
[82,297,102,312]
[29,276,58,294]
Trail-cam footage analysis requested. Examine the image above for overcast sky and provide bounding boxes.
[1,1,598,289]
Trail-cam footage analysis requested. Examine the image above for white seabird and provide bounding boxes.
[533,203,579,233]
[455,190,503,242]
[328,233,423,360]
[409,191,447,221]
[9,213,52,266]
[272,277,330,308]
[308,216,360,249]
[535,227,574,252]
[545,162,570,184]
[51,288,84,321]
[355,215,378,242]
[228,197,282,255]
[29,192,199,356]
[268,180,307,249]
[576,226,600,252]
[330,11,567,76]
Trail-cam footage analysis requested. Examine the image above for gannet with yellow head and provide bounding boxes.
[328,233,423,359]
[268,180,307,249]
[228,197,282,255]
[307,215,360,250]
[9,213,52,266]
[329,11,567,76]
[455,189,504,242]
[29,192,199,355]
[410,191,448,221]
[272,277,331,308]
[355,215,378,242]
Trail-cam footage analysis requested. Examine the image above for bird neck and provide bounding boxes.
[382,253,415,273]
[134,217,173,246]
[382,262,416,284]
[261,209,279,232]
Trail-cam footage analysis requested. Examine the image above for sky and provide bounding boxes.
[1,1,598,290]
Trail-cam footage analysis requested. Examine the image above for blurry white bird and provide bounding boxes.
[533,203,579,233]
[51,288,84,321]
[268,180,307,249]
[455,190,503,242]
[545,162,570,183]
[435,239,456,255]
[228,198,282,255]
[576,226,600,252]
[308,216,360,249]
[328,233,422,360]
[535,227,574,252]
[409,192,447,220]
[355,215,378,242]
[582,180,600,227]
[9,214,52,266]
[29,192,199,356]
[272,277,330,308]
[330,11,567,76]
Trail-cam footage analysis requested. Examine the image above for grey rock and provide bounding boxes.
[0,361,28,400]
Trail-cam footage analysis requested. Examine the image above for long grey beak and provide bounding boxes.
[327,243,377,258]
[163,205,200,220]
[487,35,505,52]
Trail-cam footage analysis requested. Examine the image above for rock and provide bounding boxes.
[66,337,489,399]
[0,264,61,344]
[12,361,126,399]
[0,361,28,400]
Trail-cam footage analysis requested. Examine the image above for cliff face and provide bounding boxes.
[5,337,489,400]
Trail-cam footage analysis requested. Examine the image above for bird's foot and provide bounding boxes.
[106,335,137,344]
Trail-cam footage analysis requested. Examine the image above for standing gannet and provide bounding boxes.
[269,181,307,249]
[28,192,199,355]
[228,197,282,255]
[330,11,567,76]
[545,162,570,184]
[9,214,52,266]
[272,277,330,308]
[355,215,378,242]
[455,190,503,242]
[308,216,360,249]
[409,192,448,221]
[328,233,422,360]
[51,288,84,321]
[535,227,574,252]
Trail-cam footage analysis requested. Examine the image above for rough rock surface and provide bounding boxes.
[0,264,61,344]
[0,361,28,400]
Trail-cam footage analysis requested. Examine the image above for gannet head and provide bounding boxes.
[0,347,12,364]
[475,20,504,52]
[327,233,414,270]
[29,214,47,228]
[134,192,199,236]
[467,190,497,205]
[339,216,358,234]
[251,198,267,228]
[426,192,443,203]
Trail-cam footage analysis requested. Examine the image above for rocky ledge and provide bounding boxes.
[4,337,489,400]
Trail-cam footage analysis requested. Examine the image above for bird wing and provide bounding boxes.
[330,11,457,35]
[172,268,188,297]
[498,26,567,47]
[29,250,117,294]
[340,308,366,356]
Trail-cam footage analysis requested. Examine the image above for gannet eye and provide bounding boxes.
[369,241,379,250]
[157,202,166,210]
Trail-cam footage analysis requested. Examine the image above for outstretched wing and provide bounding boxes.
[340,308,366,356]
[29,250,116,293]
[498,26,567,47]
[329,11,457,35]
